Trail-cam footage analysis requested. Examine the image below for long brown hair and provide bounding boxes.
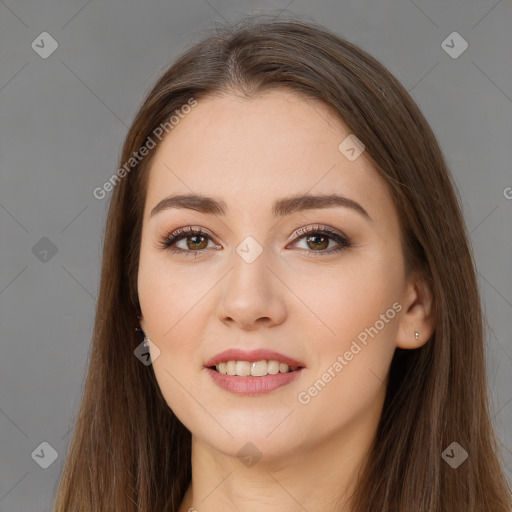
[54,15,512,512]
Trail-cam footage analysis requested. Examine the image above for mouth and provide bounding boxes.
[208,359,302,376]
[204,349,305,395]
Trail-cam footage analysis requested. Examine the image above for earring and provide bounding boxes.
[414,331,420,340]
[135,327,151,349]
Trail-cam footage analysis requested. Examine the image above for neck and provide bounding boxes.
[178,399,382,512]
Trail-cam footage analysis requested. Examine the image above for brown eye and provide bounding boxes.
[290,225,352,255]
[185,234,208,250]
[305,234,330,251]
[157,226,219,256]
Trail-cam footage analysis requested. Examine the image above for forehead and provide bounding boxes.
[143,89,397,229]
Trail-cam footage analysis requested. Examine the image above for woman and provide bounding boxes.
[54,15,512,512]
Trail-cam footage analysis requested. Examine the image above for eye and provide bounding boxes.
[157,226,220,257]
[157,224,351,257]
[288,224,351,255]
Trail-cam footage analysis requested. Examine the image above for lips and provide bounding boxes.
[204,348,306,395]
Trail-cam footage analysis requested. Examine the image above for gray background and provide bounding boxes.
[1,1,511,510]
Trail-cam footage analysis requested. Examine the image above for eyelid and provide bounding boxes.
[172,225,215,239]
[288,224,346,242]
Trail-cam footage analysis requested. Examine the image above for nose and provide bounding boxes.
[216,247,287,331]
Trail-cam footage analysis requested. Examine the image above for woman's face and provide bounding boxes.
[138,89,412,461]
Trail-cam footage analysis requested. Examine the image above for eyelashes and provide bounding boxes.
[156,224,352,258]
[156,226,219,256]
[289,225,352,256]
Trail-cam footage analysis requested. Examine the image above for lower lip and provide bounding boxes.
[205,367,304,395]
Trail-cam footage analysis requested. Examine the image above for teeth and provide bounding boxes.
[267,360,280,375]
[236,361,251,376]
[226,360,237,375]
[251,360,268,377]
[214,360,299,376]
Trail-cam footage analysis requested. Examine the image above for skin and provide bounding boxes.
[137,89,435,512]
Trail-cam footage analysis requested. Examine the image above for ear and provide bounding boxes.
[137,314,147,336]
[396,269,436,349]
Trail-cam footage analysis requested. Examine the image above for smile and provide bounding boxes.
[204,348,306,395]
[213,360,300,376]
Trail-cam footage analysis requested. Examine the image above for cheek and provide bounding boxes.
[292,278,399,436]
[138,246,210,341]
[289,253,402,416]
[138,272,207,365]
[291,251,403,353]
[138,252,216,419]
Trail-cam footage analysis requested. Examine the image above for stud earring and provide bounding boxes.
[135,326,151,349]
[414,331,420,341]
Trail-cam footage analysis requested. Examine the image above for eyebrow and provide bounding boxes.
[150,193,373,223]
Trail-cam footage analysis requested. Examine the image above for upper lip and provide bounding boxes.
[204,348,306,368]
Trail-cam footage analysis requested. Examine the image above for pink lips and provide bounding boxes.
[204,348,306,396]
